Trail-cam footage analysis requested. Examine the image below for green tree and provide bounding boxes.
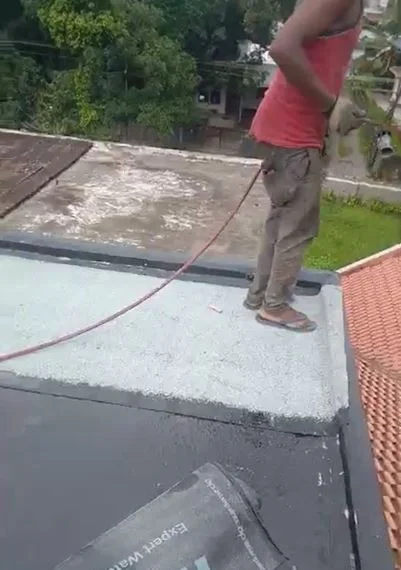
[0,51,41,128]
[0,1,24,31]
[32,0,198,135]
[144,0,275,97]
[1,0,288,139]
[241,0,296,45]
[147,0,246,60]
[353,2,401,119]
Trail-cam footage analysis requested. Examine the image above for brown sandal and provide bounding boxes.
[256,308,317,332]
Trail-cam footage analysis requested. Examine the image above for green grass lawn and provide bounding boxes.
[305,196,401,270]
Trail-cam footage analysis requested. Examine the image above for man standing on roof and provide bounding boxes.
[244,0,366,332]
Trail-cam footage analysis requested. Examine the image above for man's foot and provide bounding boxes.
[243,295,263,311]
[244,289,295,311]
[256,305,317,332]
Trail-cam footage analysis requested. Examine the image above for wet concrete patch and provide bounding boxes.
[0,142,266,258]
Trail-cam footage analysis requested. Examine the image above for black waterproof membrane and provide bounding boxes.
[54,463,292,570]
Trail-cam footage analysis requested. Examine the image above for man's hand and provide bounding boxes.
[328,97,366,136]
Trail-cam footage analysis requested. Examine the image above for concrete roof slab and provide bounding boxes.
[0,142,267,258]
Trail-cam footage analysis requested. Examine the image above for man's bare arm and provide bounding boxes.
[269,0,354,113]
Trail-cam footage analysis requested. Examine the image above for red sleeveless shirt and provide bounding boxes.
[250,25,361,149]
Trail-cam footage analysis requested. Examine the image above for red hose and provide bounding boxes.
[0,168,261,364]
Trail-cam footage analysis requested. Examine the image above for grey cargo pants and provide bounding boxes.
[248,145,323,308]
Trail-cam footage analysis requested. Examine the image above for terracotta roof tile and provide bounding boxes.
[342,255,401,376]
[357,360,401,568]
[341,248,401,570]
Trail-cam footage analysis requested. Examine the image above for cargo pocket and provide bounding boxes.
[267,149,311,208]
[261,146,275,175]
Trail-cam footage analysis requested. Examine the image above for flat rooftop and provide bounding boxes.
[0,132,393,570]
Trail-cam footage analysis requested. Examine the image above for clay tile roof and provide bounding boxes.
[340,245,401,570]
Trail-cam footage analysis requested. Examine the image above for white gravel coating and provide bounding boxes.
[0,255,348,421]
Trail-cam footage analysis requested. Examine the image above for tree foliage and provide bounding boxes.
[27,0,198,135]
[242,0,295,45]
[0,0,290,137]
[0,51,41,128]
[352,1,401,120]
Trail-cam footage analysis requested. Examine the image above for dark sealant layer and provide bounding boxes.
[0,372,341,437]
[0,230,336,288]
[0,236,394,570]
[339,333,395,570]
[0,385,351,570]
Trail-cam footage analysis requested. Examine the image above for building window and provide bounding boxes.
[197,88,209,103]
[197,85,222,106]
[210,89,221,105]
